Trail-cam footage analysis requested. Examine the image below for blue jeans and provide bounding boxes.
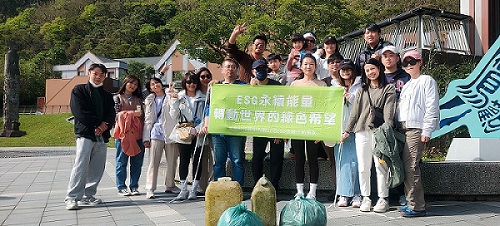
[115,139,145,190]
[334,134,361,197]
[211,135,245,186]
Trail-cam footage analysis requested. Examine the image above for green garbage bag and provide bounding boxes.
[279,194,327,226]
[217,202,264,226]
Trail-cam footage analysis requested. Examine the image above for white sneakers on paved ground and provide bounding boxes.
[337,196,348,207]
[306,193,316,200]
[65,200,79,210]
[130,188,140,196]
[146,190,155,199]
[173,190,189,201]
[360,197,372,212]
[118,189,131,196]
[373,198,390,213]
[78,196,102,205]
[351,195,362,208]
[188,190,197,200]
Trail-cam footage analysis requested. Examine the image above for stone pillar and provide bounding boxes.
[1,42,26,137]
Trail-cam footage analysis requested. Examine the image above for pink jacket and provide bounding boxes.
[113,111,143,156]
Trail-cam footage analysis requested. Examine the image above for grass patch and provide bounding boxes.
[0,113,116,147]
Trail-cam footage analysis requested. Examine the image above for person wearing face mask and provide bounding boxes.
[249,59,285,191]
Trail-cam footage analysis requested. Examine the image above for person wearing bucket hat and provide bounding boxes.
[396,49,439,217]
[249,58,285,191]
[227,23,267,83]
[355,23,392,76]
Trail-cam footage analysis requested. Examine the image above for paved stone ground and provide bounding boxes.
[1,147,500,225]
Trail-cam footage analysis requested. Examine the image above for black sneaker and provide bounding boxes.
[401,208,427,217]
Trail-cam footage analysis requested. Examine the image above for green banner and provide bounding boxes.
[208,84,344,141]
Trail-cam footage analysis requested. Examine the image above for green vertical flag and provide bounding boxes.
[208,84,344,141]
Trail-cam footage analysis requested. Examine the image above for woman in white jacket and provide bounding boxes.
[142,78,180,199]
[169,72,207,201]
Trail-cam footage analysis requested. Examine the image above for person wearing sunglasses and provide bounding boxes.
[396,50,439,217]
[227,23,267,83]
[169,72,208,201]
[196,67,213,95]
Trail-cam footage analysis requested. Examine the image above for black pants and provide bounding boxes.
[252,137,284,190]
[292,140,320,184]
[177,139,203,181]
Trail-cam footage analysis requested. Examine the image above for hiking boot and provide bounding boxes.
[360,197,372,212]
[351,195,362,208]
[65,200,79,210]
[373,198,389,213]
[337,196,348,207]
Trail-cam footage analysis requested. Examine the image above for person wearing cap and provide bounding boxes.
[354,23,392,76]
[397,50,439,217]
[303,32,317,52]
[249,59,285,191]
[314,36,340,80]
[227,23,267,83]
[286,33,309,85]
[380,45,411,206]
[341,58,395,213]
[380,45,410,101]
[266,53,287,85]
[330,59,363,207]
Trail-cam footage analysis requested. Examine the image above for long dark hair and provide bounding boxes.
[118,75,143,99]
[196,67,212,80]
[298,53,317,79]
[361,58,387,90]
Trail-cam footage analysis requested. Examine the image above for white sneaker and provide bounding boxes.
[351,195,362,208]
[337,196,348,207]
[360,197,372,212]
[188,190,197,200]
[65,200,79,210]
[146,191,155,199]
[306,193,316,200]
[173,190,189,201]
[373,198,389,213]
[78,196,102,205]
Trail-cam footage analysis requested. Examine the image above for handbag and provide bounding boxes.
[176,113,195,142]
[366,89,385,129]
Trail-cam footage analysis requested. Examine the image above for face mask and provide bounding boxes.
[255,69,267,81]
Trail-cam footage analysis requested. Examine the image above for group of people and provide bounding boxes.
[63,22,440,218]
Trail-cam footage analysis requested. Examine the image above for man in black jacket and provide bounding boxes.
[355,24,392,76]
[65,63,115,210]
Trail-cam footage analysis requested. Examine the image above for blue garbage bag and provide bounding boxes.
[279,194,327,226]
[217,202,264,226]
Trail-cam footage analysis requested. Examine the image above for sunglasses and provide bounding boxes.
[402,58,419,67]
[185,80,197,85]
[254,43,265,48]
[306,39,315,43]
[200,75,211,79]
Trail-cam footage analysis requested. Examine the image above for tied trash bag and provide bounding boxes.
[217,202,263,226]
[279,194,327,226]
